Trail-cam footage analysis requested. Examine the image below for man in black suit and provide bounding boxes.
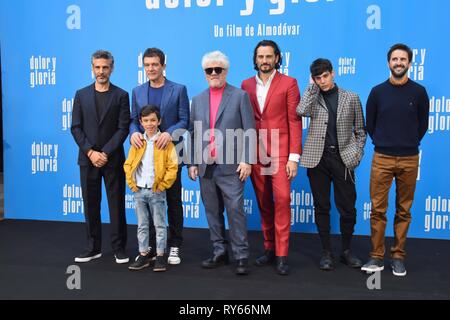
[71,50,130,264]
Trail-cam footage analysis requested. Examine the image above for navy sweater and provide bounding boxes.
[366,79,429,156]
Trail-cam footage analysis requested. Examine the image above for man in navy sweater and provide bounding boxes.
[361,43,429,277]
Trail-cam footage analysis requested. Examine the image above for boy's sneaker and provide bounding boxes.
[391,259,407,277]
[74,250,102,263]
[168,247,181,265]
[128,254,151,271]
[153,255,167,272]
[114,250,129,264]
[147,247,157,261]
[361,258,384,273]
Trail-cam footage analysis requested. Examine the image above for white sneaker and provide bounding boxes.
[361,258,384,273]
[74,251,102,263]
[114,250,130,264]
[167,247,181,265]
[391,259,407,277]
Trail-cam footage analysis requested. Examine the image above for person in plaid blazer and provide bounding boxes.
[296,58,366,271]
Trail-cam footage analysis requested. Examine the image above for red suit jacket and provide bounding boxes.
[241,72,302,256]
[242,72,302,160]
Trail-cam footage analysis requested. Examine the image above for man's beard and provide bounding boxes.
[259,64,274,74]
[390,65,409,79]
[96,76,109,84]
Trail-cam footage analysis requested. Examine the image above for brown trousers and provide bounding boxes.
[369,152,419,260]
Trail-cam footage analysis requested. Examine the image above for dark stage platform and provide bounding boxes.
[0,219,449,300]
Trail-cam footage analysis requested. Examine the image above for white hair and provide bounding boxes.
[201,50,230,69]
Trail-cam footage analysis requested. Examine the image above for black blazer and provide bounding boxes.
[71,83,130,167]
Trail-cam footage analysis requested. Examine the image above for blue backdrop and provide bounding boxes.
[1,0,449,240]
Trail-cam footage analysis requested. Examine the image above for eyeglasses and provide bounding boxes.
[204,67,225,75]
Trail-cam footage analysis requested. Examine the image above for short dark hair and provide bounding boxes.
[253,40,282,71]
[140,105,161,121]
[143,47,165,65]
[387,43,413,62]
[310,58,333,77]
[91,50,114,66]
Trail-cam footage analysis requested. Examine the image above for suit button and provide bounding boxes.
[324,122,328,125]
[322,137,325,139]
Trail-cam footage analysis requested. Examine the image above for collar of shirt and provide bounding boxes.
[389,76,409,86]
[144,130,160,142]
[209,84,226,95]
[255,69,277,87]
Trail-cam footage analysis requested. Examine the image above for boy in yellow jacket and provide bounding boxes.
[124,105,178,272]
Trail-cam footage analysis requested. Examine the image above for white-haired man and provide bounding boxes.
[188,51,256,275]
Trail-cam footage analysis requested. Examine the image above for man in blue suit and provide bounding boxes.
[130,48,190,265]
[71,50,130,264]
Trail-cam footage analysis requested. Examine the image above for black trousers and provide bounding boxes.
[149,166,184,249]
[80,165,127,253]
[307,147,357,252]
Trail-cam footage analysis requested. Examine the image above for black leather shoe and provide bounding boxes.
[201,253,229,269]
[319,251,335,271]
[235,259,249,275]
[255,250,275,266]
[340,249,362,268]
[276,256,289,275]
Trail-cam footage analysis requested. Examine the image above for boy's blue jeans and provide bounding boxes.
[134,188,167,255]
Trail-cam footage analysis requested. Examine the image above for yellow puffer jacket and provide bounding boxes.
[123,140,178,193]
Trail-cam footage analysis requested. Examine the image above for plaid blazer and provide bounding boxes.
[296,84,366,169]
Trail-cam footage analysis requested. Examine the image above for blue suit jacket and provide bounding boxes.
[130,79,190,141]
[71,83,130,167]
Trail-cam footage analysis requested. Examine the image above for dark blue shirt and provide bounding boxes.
[147,85,164,110]
[366,79,429,156]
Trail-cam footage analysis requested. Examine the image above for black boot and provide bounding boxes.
[319,250,335,271]
[340,249,362,268]
[276,256,289,275]
[255,250,275,266]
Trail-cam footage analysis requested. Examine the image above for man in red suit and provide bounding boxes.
[241,40,302,275]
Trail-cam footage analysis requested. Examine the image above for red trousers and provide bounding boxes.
[251,158,292,257]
